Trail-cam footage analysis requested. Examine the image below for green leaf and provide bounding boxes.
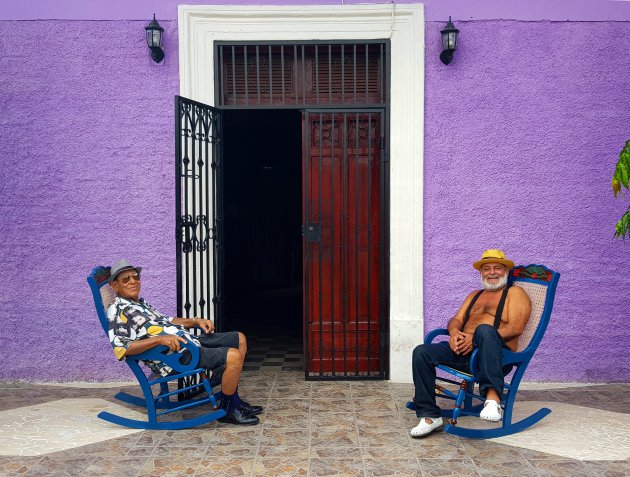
[620,162,629,189]
[615,208,630,239]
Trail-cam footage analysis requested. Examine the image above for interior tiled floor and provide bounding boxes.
[1,374,629,477]
[242,336,304,372]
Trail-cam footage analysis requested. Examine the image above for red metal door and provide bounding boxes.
[303,110,385,378]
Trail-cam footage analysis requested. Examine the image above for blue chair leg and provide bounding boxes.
[449,381,470,424]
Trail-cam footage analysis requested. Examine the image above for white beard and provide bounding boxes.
[482,274,508,291]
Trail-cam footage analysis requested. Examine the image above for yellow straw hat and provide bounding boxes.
[473,249,515,271]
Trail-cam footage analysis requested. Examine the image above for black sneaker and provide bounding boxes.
[239,399,263,416]
[218,407,260,425]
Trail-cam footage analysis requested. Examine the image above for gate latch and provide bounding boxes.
[303,222,322,243]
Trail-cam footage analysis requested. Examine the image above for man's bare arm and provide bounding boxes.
[124,335,188,356]
[171,317,215,333]
[497,286,531,342]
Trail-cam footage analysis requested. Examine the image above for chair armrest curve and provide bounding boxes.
[501,348,532,365]
[127,338,201,373]
[425,328,449,344]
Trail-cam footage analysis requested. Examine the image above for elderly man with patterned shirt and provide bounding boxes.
[409,250,531,438]
[107,259,262,426]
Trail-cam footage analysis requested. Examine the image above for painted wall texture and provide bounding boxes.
[423,20,630,381]
[1,2,629,382]
[0,20,181,380]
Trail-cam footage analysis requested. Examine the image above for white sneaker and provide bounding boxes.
[410,417,443,437]
[480,400,502,422]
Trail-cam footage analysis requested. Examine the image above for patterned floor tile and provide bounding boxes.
[417,458,480,477]
[0,377,629,477]
[355,398,399,413]
[82,456,150,476]
[312,397,355,413]
[461,440,525,460]
[310,447,362,458]
[203,445,257,458]
[262,411,310,429]
[195,457,255,477]
[309,457,365,477]
[583,459,630,477]
[356,413,403,429]
[137,456,201,477]
[411,439,468,460]
[252,457,309,476]
[311,411,357,430]
[0,456,41,476]
[363,458,422,477]
[157,430,211,447]
[528,459,597,477]
[311,428,360,447]
[358,426,412,448]
[471,458,538,477]
[256,446,309,458]
[20,455,95,477]
[266,398,311,413]
[259,427,310,447]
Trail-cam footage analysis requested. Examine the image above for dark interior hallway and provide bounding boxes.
[222,109,303,340]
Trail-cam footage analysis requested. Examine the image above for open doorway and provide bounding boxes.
[222,109,303,341]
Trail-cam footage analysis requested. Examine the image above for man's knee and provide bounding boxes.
[238,332,247,348]
[474,324,498,341]
[412,344,430,363]
[226,348,244,368]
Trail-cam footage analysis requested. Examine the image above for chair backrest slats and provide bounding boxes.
[87,266,113,336]
[509,264,560,353]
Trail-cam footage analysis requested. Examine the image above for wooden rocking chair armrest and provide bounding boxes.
[501,348,533,366]
[425,328,449,344]
[127,338,201,374]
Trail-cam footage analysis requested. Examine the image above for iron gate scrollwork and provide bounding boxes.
[175,96,223,399]
[180,214,210,254]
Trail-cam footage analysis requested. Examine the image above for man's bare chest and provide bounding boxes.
[470,295,500,318]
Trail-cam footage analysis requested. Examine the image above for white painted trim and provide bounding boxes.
[178,3,424,383]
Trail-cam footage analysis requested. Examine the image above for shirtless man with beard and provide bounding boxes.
[409,249,531,437]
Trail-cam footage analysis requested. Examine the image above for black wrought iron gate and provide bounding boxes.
[175,96,224,330]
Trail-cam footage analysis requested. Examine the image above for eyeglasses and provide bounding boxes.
[117,273,141,284]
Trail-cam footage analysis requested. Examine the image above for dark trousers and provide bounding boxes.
[411,324,510,418]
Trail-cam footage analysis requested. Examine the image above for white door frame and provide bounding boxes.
[178,3,424,383]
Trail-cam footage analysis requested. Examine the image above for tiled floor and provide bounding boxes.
[242,336,304,372]
[1,373,629,476]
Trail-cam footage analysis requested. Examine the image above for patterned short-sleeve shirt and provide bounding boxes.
[107,296,200,377]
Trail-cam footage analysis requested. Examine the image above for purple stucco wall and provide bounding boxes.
[423,20,630,381]
[0,20,181,380]
[1,3,629,382]
[4,0,630,21]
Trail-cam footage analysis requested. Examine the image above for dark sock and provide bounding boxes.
[220,391,241,414]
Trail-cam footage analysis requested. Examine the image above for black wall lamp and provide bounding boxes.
[440,16,459,65]
[145,14,164,63]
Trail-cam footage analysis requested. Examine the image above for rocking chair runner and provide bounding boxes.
[87,266,226,430]
[406,264,560,439]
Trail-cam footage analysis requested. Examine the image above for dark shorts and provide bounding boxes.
[192,331,240,371]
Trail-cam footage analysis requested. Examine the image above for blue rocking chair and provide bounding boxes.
[407,264,560,439]
[87,266,226,430]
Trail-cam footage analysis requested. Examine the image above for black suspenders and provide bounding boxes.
[493,284,511,328]
[460,285,511,331]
